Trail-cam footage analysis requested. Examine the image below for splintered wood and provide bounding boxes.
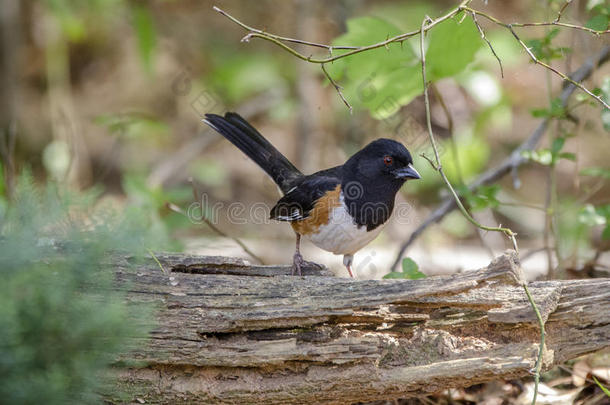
[111,251,610,404]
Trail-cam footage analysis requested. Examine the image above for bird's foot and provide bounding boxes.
[292,252,304,276]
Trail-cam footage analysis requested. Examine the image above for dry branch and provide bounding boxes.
[111,252,610,404]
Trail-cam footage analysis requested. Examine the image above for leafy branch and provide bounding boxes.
[214,0,610,110]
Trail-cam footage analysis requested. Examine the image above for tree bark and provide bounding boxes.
[112,251,610,404]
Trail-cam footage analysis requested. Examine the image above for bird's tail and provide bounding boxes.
[203,112,302,193]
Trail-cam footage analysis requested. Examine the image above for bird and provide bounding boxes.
[203,112,421,278]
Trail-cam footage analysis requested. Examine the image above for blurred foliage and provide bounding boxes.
[94,113,169,139]
[43,0,157,71]
[579,203,610,241]
[121,173,192,252]
[586,0,610,31]
[521,135,576,167]
[525,29,571,62]
[0,172,156,404]
[131,4,157,73]
[209,52,291,104]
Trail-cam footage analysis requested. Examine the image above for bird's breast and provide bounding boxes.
[291,188,386,255]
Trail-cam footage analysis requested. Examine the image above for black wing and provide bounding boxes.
[270,174,341,222]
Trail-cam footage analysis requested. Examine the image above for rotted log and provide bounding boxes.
[111,251,610,404]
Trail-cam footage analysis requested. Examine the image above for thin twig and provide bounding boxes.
[147,248,168,275]
[215,1,473,64]
[512,21,608,35]
[463,6,609,110]
[508,24,609,110]
[418,17,518,253]
[167,180,266,265]
[554,0,572,23]
[391,45,610,270]
[470,12,504,78]
[213,6,358,52]
[321,63,352,113]
[430,83,461,183]
[523,282,546,405]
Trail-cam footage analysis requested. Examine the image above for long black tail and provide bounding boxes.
[203,112,302,193]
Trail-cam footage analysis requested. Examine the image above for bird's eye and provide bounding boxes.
[383,155,393,166]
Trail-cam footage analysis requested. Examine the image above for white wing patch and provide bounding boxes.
[275,209,304,221]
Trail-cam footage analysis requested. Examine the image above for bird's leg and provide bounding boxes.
[292,233,304,276]
[343,254,355,278]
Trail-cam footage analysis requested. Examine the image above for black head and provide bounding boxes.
[344,138,421,183]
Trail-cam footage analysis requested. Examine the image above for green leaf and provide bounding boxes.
[402,258,426,279]
[551,137,565,155]
[580,167,610,179]
[383,257,426,279]
[132,5,156,73]
[585,14,609,31]
[425,14,482,80]
[328,13,482,119]
[459,184,501,211]
[329,17,421,119]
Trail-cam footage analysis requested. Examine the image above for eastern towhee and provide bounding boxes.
[203,112,421,277]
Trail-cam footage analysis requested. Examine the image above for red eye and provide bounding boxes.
[383,155,393,166]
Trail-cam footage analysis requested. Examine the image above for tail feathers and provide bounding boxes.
[203,112,302,193]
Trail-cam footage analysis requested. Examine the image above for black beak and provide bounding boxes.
[393,163,421,180]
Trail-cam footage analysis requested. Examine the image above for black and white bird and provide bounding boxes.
[203,112,421,277]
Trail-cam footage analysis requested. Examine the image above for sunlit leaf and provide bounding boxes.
[426,13,482,80]
[327,13,482,119]
[328,17,421,119]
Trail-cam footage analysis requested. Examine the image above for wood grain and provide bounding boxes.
[111,251,610,404]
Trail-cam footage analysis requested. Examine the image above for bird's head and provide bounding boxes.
[345,138,421,184]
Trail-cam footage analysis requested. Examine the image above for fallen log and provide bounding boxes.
[112,251,610,404]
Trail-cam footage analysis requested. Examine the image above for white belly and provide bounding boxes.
[305,201,385,255]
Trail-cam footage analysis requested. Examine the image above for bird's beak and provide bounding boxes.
[393,163,421,180]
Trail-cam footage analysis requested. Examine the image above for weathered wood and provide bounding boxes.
[113,251,610,404]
